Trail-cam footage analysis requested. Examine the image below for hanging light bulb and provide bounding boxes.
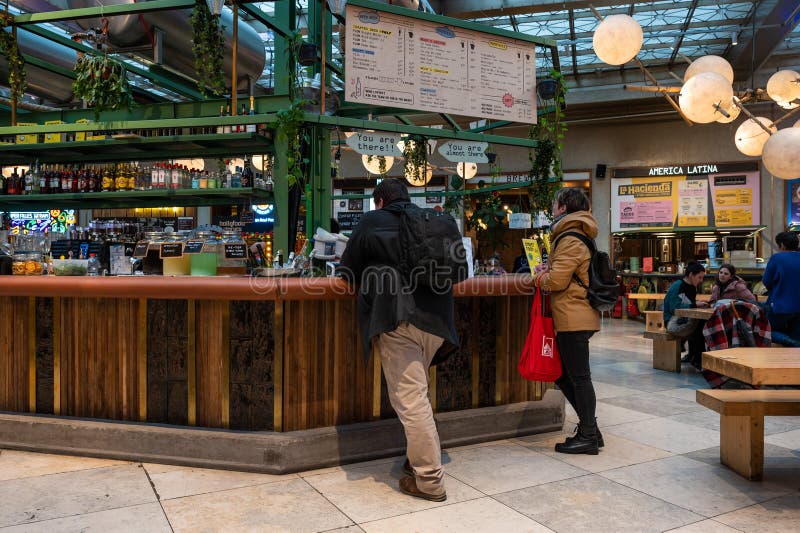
[734,117,776,157]
[592,15,643,66]
[762,127,800,179]
[715,98,741,124]
[457,162,478,179]
[684,55,734,84]
[679,72,734,123]
[404,164,433,187]
[766,70,800,104]
[361,154,395,175]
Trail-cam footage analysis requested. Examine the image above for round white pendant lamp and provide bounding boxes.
[404,164,433,187]
[762,128,800,179]
[361,154,395,175]
[794,119,800,128]
[735,117,776,157]
[684,55,734,84]
[766,70,800,104]
[679,72,734,123]
[592,15,643,66]
[457,162,478,180]
[715,98,741,124]
[776,99,799,110]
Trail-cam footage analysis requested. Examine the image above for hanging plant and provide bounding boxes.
[366,154,390,176]
[466,187,508,254]
[442,174,464,218]
[528,68,568,219]
[402,135,428,185]
[190,0,226,97]
[0,15,27,102]
[72,54,134,119]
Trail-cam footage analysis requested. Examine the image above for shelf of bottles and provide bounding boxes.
[0,156,274,210]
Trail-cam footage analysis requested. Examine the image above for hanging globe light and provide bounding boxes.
[734,117,776,157]
[457,162,478,180]
[776,99,799,110]
[679,72,734,123]
[592,15,643,66]
[795,119,800,128]
[715,98,741,124]
[684,55,735,84]
[766,70,800,104]
[762,128,800,179]
[404,164,433,187]
[361,154,395,175]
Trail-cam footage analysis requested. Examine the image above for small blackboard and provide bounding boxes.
[133,242,149,258]
[240,211,255,223]
[160,242,184,259]
[337,212,364,231]
[224,243,247,260]
[177,217,194,231]
[183,240,205,254]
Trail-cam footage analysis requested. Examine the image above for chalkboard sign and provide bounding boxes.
[337,212,364,231]
[224,243,247,260]
[132,242,149,258]
[183,240,205,254]
[160,242,184,259]
[177,217,194,231]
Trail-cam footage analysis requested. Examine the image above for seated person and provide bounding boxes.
[763,231,800,340]
[708,263,756,305]
[512,253,531,274]
[663,261,709,369]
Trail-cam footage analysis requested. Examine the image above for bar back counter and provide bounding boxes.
[0,275,563,473]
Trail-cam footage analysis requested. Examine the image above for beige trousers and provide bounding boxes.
[375,321,445,495]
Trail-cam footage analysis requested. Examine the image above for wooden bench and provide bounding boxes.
[645,310,666,333]
[643,330,681,372]
[696,389,800,480]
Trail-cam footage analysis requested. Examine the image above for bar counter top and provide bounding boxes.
[0,274,535,300]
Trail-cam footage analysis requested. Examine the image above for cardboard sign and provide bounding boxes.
[224,243,247,260]
[132,242,149,258]
[160,243,184,259]
[183,240,205,254]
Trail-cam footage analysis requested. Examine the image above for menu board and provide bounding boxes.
[788,179,800,226]
[344,2,537,123]
[611,167,760,232]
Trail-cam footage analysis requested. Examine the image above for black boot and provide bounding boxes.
[569,420,604,448]
[555,428,599,455]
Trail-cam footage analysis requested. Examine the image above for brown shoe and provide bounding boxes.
[399,475,446,502]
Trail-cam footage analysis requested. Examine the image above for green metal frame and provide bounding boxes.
[13,0,196,25]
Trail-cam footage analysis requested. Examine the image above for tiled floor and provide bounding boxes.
[2,320,799,532]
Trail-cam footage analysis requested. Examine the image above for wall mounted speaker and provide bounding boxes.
[595,164,607,179]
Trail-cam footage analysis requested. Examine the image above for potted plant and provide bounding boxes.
[190,0,225,97]
[72,54,134,119]
[0,14,26,103]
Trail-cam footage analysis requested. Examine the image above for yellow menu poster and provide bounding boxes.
[522,239,542,272]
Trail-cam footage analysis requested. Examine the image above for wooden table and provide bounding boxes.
[674,307,715,320]
[702,347,800,386]
[628,294,767,302]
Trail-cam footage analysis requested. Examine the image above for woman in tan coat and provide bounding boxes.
[534,187,602,455]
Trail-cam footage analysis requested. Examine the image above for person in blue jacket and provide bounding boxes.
[663,261,709,368]
[763,231,800,340]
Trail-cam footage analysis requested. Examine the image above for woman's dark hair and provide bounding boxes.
[717,263,736,278]
[684,261,706,276]
[553,187,590,214]
[776,231,799,251]
[372,178,410,207]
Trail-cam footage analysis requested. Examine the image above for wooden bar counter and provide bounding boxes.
[0,275,562,472]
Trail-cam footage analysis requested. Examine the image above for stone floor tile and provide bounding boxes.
[494,474,702,533]
[655,387,705,403]
[302,462,483,523]
[0,502,170,533]
[319,526,365,533]
[713,494,800,532]
[594,360,663,376]
[441,442,588,495]
[601,392,707,417]
[601,455,793,517]
[571,400,658,427]
[664,519,743,532]
[592,381,641,400]
[765,429,800,451]
[670,412,800,436]
[684,443,800,474]
[161,477,353,533]
[0,449,128,481]
[360,497,553,533]
[520,432,672,473]
[144,463,295,500]
[0,464,156,528]
[296,456,399,478]
[604,416,720,454]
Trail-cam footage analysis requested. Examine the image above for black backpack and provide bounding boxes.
[553,231,619,312]
[398,203,469,290]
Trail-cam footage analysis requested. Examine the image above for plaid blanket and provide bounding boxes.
[701,301,771,389]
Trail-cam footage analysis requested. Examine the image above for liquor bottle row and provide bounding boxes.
[1,156,273,195]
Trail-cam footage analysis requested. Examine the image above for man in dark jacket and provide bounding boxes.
[339,178,463,502]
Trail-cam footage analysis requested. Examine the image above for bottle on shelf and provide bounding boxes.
[247,96,257,133]
[22,169,33,195]
[87,253,100,276]
[217,105,225,135]
[224,105,232,134]
[241,157,252,188]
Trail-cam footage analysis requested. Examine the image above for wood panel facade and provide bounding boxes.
[0,277,550,433]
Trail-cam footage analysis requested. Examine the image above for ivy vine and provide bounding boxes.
[402,135,428,186]
[366,154,389,176]
[466,187,508,254]
[528,68,568,219]
[0,14,27,103]
[190,0,226,98]
[72,54,134,119]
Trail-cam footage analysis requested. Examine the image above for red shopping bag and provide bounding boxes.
[518,288,562,382]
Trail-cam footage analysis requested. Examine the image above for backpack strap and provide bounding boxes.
[552,231,594,289]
